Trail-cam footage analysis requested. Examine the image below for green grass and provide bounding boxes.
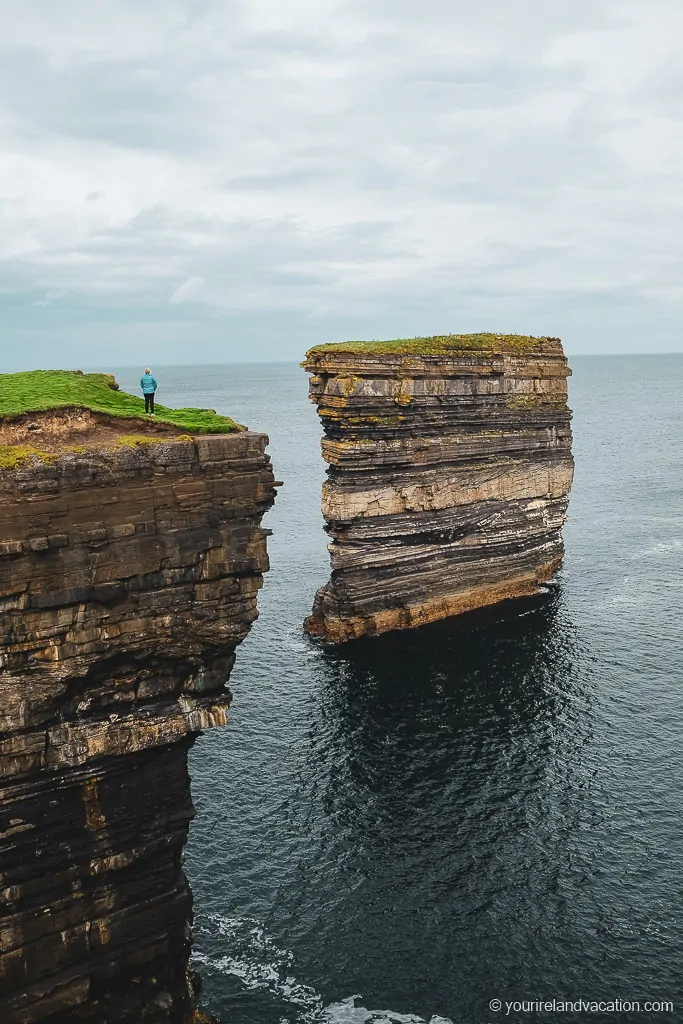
[307,333,554,357]
[0,370,242,433]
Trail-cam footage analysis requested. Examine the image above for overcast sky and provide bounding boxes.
[1,0,683,368]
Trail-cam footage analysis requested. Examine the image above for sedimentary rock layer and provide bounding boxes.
[303,335,573,641]
[0,433,276,1023]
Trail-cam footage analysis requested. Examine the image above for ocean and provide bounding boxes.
[112,356,683,1024]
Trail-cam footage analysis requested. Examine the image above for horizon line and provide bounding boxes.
[80,349,683,371]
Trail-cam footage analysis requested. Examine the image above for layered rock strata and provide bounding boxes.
[0,432,276,1023]
[303,335,573,641]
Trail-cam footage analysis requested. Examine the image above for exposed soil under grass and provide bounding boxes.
[0,407,185,451]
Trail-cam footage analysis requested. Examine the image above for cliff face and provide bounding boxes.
[303,336,574,641]
[0,433,276,1023]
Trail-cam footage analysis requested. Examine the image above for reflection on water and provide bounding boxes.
[268,591,600,1016]
[193,588,603,1024]
[108,359,683,1024]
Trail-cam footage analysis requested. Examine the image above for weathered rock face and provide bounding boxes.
[0,433,276,1023]
[303,336,574,641]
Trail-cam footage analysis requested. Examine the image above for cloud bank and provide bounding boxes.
[1,0,682,366]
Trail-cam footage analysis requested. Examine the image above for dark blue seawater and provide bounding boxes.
[113,357,683,1024]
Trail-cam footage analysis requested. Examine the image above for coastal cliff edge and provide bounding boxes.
[0,377,276,1024]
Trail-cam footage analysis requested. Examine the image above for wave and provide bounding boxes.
[193,914,453,1024]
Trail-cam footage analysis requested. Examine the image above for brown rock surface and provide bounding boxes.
[303,335,574,641]
[0,432,276,1023]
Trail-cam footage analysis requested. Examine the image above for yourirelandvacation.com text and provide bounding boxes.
[488,997,674,1015]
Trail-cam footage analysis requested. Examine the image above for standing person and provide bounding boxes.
[140,367,157,414]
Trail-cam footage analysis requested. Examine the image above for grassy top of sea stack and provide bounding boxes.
[0,370,241,433]
[307,333,556,358]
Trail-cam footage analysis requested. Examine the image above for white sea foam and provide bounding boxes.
[283,637,314,652]
[634,539,683,558]
[608,576,641,608]
[323,996,453,1023]
[193,915,453,1024]
[193,916,324,1019]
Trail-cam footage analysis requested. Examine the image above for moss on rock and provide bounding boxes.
[307,333,556,358]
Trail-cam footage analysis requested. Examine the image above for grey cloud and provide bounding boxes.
[347,0,623,40]
[5,199,410,319]
[223,167,333,191]
[238,29,341,57]
[169,275,205,303]
[0,0,682,365]
[636,55,683,116]
[0,47,211,153]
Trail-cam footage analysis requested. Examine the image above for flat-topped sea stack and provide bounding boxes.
[303,334,574,642]
[0,372,277,1023]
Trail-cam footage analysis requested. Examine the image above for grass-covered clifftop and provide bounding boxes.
[0,370,241,433]
[307,333,555,358]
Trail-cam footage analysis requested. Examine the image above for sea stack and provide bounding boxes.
[0,373,276,1023]
[303,334,574,642]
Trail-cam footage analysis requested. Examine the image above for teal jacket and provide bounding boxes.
[140,373,157,394]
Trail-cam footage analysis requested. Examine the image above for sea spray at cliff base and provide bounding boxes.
[194,915,454,1024]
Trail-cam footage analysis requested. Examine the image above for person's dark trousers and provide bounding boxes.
[145,393,155,414]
